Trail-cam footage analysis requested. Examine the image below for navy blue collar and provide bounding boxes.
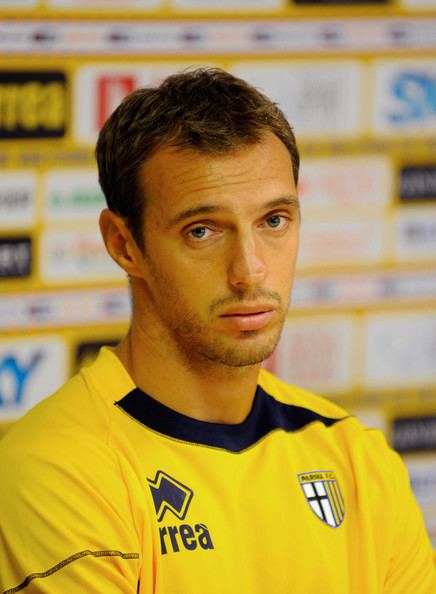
[115,385,347,453]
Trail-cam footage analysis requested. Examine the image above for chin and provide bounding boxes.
[203,336,279,368]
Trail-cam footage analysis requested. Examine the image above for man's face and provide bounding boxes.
[134,132,299,369]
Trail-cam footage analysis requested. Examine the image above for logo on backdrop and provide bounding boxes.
[0,236,32,279]
[389,71,436,126]
[400,165,436,202]
[0,173,35,228]
[0,351,43,407]
[392,415,436,453]
[97,75,135,129]
[0,338,67,420]
[0,71,67,139]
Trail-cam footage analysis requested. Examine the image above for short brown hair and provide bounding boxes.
[96,67,299,247]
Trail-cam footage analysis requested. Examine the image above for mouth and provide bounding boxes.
[219,305,276,332]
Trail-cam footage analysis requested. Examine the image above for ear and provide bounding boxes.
[99,209,144,278]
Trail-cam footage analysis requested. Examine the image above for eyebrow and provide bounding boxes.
[265,195,300,215]
[168,195,300,228]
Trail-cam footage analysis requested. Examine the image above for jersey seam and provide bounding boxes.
[2,549,140,594]
[113,446,145,553]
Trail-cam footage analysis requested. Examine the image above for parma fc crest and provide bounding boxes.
[298,470,345,528]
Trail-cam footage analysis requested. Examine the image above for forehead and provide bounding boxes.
[139,132,296,220]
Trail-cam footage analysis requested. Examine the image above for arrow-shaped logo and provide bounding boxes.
[147,470,194,522]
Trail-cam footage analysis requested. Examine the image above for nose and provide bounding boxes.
[228,232,267,290]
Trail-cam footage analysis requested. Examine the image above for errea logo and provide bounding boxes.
[148,470,193,522]
[147,470,214,555]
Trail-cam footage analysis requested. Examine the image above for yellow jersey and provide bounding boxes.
[0,347,435,593]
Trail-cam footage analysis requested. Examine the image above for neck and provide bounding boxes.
[114,321,261,424]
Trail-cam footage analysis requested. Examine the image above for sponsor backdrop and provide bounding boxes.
[1,0,436,542]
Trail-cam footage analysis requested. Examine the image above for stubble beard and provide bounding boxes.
[143,258,288,369]
[160,295,287,369]
[180,317,285,368]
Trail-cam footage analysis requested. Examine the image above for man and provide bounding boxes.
[0,68,435,593]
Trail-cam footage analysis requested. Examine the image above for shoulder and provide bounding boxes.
[0,354,142,593]
[0,347,134,472]
[0,371,104,461]
[257,368,397,461]
[256,372,421,515]
[0,359,134,538]
[258,367,350,421]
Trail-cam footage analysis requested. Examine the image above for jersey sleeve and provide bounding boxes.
[0,431,141,594]
[382,444,436,593]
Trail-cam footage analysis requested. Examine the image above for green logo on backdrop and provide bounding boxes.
[50,189,105,210]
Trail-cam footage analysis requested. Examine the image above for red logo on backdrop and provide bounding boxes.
[97,76,136,129]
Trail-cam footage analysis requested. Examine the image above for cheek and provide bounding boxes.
[279,236,299,271]
[271,245,297,272]
[159,266,212,308]
[270,256,298,297]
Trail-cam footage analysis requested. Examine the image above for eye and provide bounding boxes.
[186,226,215,242]
[265,214,289,230]
[267,215,282,228]
[190,227,208,239]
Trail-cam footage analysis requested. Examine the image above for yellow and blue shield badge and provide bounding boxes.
[298,470,345,528]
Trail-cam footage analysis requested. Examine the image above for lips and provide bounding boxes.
[219,305,276,331]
